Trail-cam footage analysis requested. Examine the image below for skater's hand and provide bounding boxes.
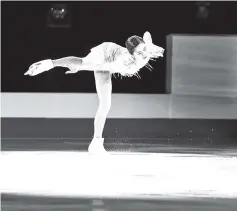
[24,59,54,76]
[64,61,81,74]
[65,69,78,74]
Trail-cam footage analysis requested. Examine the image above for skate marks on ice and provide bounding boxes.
[1,151,237,199]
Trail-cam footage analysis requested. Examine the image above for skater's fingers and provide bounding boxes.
[65,70,76,74]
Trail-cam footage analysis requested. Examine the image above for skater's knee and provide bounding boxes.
[98,101,111,114]
[101,102,111,112]
[67,56,83,64]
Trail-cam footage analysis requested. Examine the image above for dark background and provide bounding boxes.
[2,1,237,93]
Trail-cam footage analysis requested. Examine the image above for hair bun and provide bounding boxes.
[125,35,144,54]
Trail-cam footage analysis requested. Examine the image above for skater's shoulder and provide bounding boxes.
[104,42,127,55]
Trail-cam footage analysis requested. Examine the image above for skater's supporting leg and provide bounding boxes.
[88,70,112,153]
[93,71,112,138]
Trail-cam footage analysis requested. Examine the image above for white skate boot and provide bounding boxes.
[88,137,108,154]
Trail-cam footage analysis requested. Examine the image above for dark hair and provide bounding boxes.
[125,35,144,54]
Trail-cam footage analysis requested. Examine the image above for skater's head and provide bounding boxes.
[126,36,144,54]
[126,35,149,66]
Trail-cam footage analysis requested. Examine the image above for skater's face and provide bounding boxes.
[133,43,149,66]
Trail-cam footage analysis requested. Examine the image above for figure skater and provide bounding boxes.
[24,31,165,154]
